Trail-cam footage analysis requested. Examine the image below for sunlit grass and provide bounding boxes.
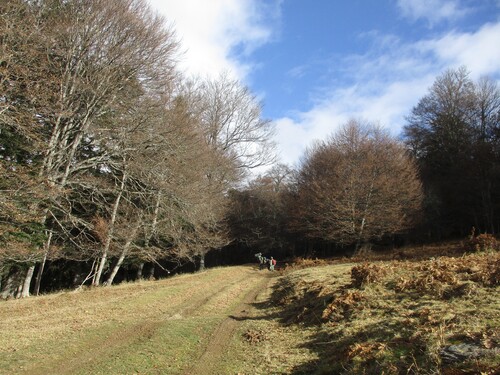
[1,252,497,374]
[224,250,499,374]
[278,252,499,373]
[0,266,259,375]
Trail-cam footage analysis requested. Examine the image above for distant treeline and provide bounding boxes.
[1,0,499,298]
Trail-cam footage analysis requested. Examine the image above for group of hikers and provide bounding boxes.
[254,253,277,271]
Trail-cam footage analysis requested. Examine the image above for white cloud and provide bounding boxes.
[147,0,279,80]
[397,0,469,25]
[273,117,310,168]
[271,79,433,168]
[273,20,500,167]
[417,22,500,78]
[146,1,500,170]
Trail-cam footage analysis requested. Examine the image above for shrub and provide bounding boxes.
[351,263,387,288]
[466,233,499,253]
[322,290,364,322]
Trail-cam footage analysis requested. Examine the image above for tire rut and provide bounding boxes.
[13,272,270,375]
[29,319,160,375]
[184,274,273,375]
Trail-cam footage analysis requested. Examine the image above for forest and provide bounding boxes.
[1,0,500,298]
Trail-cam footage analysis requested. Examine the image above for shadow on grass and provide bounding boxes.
[228,298,283,322]
[249,272,498,375]
[287,321,428,375]
[245,276,433,375]
[239,250,500,374]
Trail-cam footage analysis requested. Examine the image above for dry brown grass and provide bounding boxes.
[279,257,332,273]
[265,249,500,374]
[350,263,387,288]
[0,266,267,375]
[466,232,500,253]
[243,328,268,344]
[393,252,499,297]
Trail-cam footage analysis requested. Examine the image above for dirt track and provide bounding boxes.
[184,274,272,375]
[0,265,275,375]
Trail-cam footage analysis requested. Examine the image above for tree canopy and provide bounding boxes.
[290,120,422,248]
[1,2,498,298]
[404,67,500,237]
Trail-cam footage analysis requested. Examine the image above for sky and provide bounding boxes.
[147,0,500,170]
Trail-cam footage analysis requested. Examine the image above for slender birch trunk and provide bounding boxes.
[198,254,206,272]
[34,231,52,296]
[105,220,141,286]
[138,191,161,281]
[145,191,161,247]
[93,170,127,286]
[143,191,161,248]
[355,176,375,251]
[355,217,366,252]
[15,282,23,299]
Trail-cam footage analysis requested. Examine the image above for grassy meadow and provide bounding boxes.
[0,244,498,374]
[223,245,499,374]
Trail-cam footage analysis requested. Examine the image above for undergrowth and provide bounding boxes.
[270,251,500,374]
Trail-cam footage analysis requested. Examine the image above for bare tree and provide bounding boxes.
[96,93,210,284]
[194,73,276,175]
[1,0,181,293]
[293,120,422,249]
[404,67,500,236]
[38,0,178,185]
[173,74,276,269]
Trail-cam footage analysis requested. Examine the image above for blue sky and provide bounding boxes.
[148,0,500,169]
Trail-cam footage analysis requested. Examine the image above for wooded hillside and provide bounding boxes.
[2,0,500,298]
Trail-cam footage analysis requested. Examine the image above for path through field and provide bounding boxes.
[184,271,271,375]
[0,265,275,375]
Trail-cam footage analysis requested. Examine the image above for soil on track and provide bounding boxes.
[184,275,272,375]
[0,265,275,375]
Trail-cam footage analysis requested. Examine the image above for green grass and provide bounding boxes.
[1,252,498,375]
[0,266,262,375]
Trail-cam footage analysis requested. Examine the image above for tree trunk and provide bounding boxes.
[145,191,161,248]
[105,220,140,286]
[34,231,52,296]
[198,254,206,272]
[355,217,366,252]
[104,250,127,286]
[136,263,144,280]
[15,282,23,299]
[1,271,21,299]
[20,265,35,298]
[139,191,161,282]
[33,256,47,297]
[94,170,127,286]
[356,177,375,251]
[94,237,110,286]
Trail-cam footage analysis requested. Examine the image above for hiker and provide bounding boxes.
[262,256,268,270]
[260,256,268,270]
[255,253,266,270]
[269,256,276,271]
